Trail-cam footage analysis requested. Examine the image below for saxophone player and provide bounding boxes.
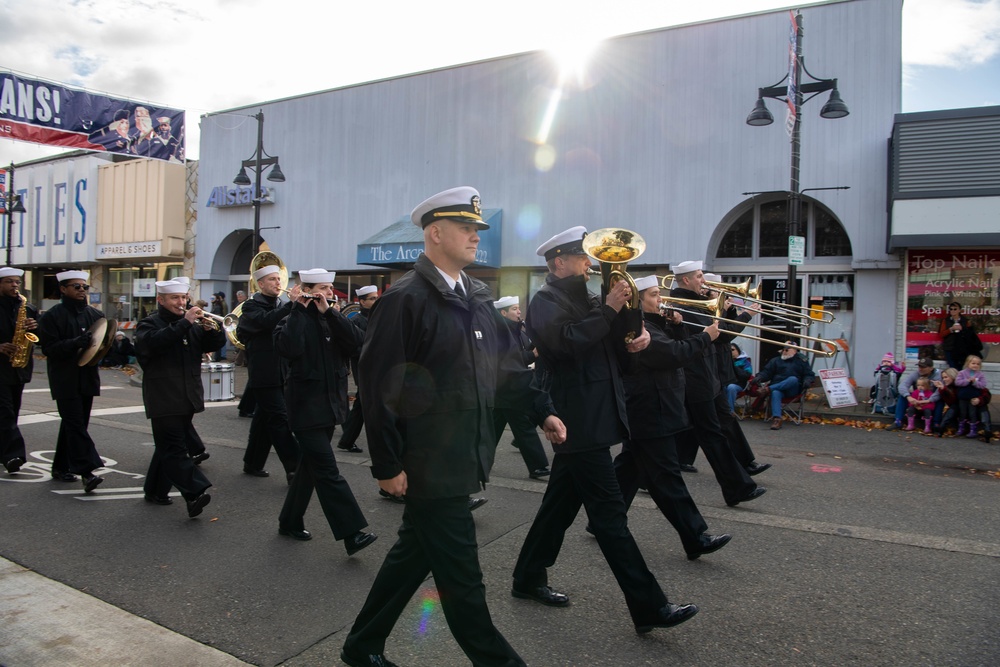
[0,267,37,475]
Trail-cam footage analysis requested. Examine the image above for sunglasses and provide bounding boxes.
[68,284,90,290]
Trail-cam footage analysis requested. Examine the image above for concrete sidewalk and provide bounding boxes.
[0,558,250,667]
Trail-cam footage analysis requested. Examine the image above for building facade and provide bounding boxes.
[196,0,903,375]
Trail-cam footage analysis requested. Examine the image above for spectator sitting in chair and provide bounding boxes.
[886,357,942,431]
[752,341,816,430]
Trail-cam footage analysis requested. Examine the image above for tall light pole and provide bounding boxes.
[233,110,285,255]
[746,11,849,316]
[3,162,27,267]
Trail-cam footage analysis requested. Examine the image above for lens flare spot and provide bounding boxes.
[534,145,557,172]
[417,588,440,635]
[516,205,543,239]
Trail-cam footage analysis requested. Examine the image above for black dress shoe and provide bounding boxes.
[82,474,104,494]
[51,470,77,482]
[144,494,173,505]
[278,527,312,541]
[511,584,569,607]
[337,443,363,453]
[243,467,269,477]
[192,452,210,465]
[378,489,406,504]
[4,457,24,474]
[468,497,488,511]
[529,467,551,479]
[679,463,698,473]
[340,649,400,667]
[634,602,699,634]
[345,531,378,556]
[746,461,772,476]
[687,534,733,560]
[726,486,767,507]
[186,492,211,518]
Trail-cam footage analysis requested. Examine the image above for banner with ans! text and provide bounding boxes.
[0,72,184,163]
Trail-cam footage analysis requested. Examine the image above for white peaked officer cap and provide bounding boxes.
[299,268,336,284]
[0,267,24,278]
[411,186,488,229]
[633,276,659,293]
[672,260,703,275]
[494,296,519,310]
[174,276,191,285]
[536,226,588,260]
[155,280,188,294]
[356,285,378,297]
[252,265,281,280]
[703,273,721,283]
[56,270,89,282]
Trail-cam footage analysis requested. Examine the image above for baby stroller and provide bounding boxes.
[870,365,899,415]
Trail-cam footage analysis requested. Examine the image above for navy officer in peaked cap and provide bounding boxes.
[342,186,566,667]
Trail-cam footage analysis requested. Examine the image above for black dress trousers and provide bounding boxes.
[683,397,757,504]
[338,392,365,447]
[279,426,367,540]
[51,395,102,476]
[715,393,756,468]
[145,414,212,500]
[344,496,525,667]
[243,385,300,473]
[492,408,549,473]
[615,436,709,555]
[0,384,27,465]
[512,447,669,625]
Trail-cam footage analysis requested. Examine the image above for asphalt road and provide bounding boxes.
[2,362,999,667]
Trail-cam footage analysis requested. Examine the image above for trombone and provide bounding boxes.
[658,293,837,357]
[659,274,835,324]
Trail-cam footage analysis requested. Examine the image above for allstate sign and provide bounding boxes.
[205,184,275,208]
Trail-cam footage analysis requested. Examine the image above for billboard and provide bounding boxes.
[0,72,185,162]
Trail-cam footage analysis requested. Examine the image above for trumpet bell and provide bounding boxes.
[582,228,646,264]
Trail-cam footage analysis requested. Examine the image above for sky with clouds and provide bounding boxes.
[2,0,999,164]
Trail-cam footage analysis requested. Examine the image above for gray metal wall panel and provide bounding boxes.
[895,116,1000,191]
[197,0,900,277]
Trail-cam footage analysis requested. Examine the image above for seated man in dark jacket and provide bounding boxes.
[753,341,816,430]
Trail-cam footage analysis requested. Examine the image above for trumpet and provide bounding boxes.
[190,309,239,338]
[657,293,836,357]
[659,274,835,324]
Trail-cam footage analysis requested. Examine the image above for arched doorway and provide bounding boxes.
[708,194,855,372]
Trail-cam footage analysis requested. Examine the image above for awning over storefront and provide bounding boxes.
[357,209,502,270]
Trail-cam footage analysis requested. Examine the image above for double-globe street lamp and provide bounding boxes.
[746,10,849,313]
[233,111,285,255]
[3,162,28,267]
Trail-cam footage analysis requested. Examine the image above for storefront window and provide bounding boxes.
[719,199,834,260]
[814,208,851,257]
[717,210,753,258]
[906,250,999,364]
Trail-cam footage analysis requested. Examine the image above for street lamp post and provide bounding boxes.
[3,162,28,267]
[746,11,849,316]
[233,110,285,255]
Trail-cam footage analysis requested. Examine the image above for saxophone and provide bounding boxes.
[10,291,40,369]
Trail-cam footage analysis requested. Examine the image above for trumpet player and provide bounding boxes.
[0,267,37,475]
[134,281,224,516]
[236,265,301,481]
[37,270,106,492]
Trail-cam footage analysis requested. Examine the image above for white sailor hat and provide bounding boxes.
[633,276,659,293]
[155,280,188,294]
[672,260,703,275]
[299,268,336,284]
[536,226,588,260]
[494,296,519,310]
[702,273,721,283]
[56,270,89,283]
[356,285,378,297]
[0,267,24,278]
[174,276,191,285]
[411,186,487,229]
[252,265,280,280]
